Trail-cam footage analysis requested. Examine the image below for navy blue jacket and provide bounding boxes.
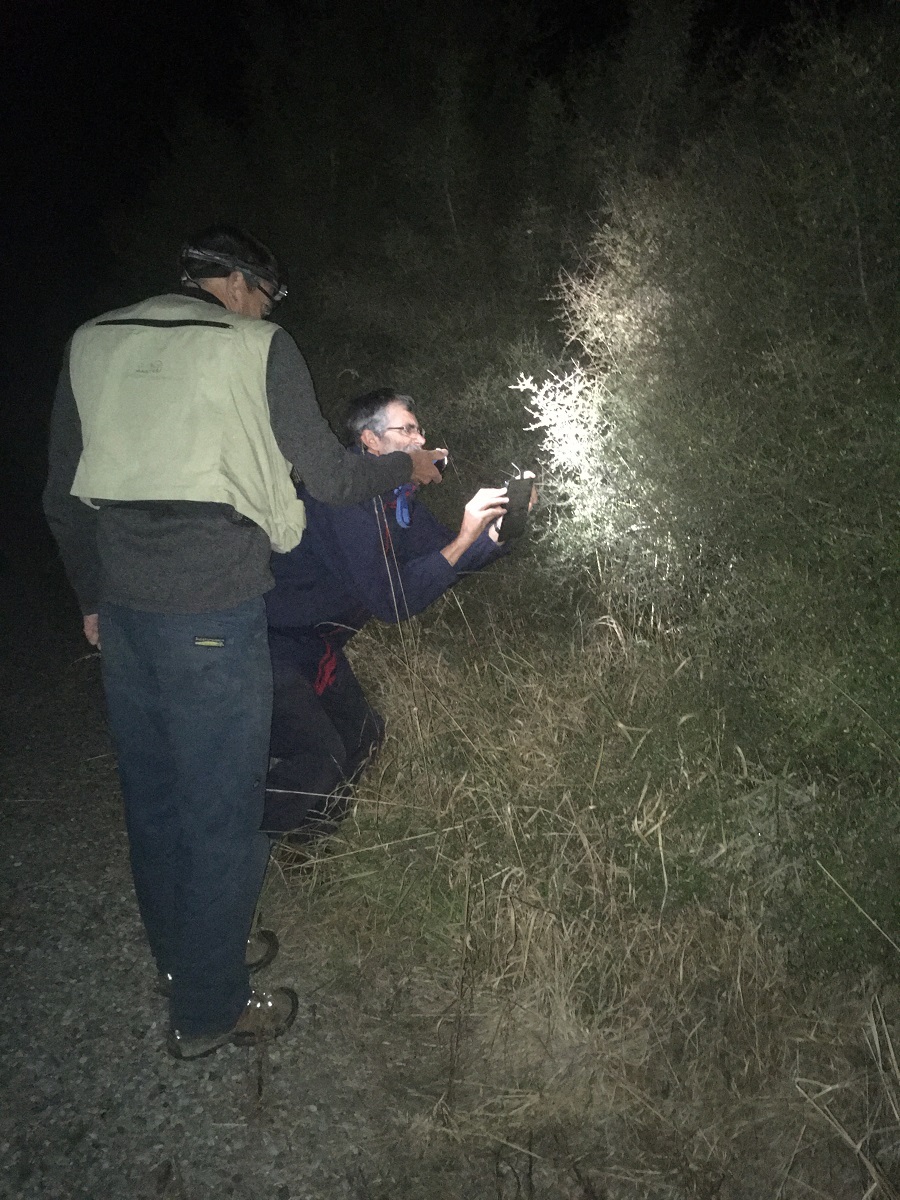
[266,479,506,645]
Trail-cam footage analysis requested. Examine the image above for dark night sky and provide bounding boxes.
[2,0,810,555]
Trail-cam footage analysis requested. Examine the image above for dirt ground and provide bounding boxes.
[0,556,534,1200]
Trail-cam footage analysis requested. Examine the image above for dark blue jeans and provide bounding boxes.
[99,598,272,1037]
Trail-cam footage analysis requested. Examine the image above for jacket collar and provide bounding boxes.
[180,286,228,310]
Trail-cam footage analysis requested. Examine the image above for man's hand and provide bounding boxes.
[440,487,509,566]
[407,447,449,486]
[83,613,101,648]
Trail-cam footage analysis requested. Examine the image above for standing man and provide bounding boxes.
[263,388,522,838]
[43,228,447,1060]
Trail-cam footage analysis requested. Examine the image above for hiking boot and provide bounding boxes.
[157,928,279,997]
[166,987,299,1060]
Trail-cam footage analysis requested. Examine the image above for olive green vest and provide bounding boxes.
[69,293,306,553]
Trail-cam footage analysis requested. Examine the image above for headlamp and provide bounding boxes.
[256,278,288,306]
[180,245,288,304]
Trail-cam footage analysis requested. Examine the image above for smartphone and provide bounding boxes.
[498,475,532,542]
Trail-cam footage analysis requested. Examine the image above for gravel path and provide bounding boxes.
[0,560,498,1200]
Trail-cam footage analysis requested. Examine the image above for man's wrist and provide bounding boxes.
[440,537,468,567]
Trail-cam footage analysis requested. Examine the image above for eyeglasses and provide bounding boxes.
[256,279,288,305]
[382,423,424,437]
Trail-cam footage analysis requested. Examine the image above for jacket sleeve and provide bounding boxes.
[42,343,102,614]
[266,329,413,506]
[313,496,506,625]
[397,500,509,576]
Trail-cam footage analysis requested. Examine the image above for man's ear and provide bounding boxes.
[359,428,381,454]
[224,270,246,306]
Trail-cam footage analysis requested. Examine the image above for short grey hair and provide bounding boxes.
[345,389,416,444]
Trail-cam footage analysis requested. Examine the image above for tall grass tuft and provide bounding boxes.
[264,561,898,1194]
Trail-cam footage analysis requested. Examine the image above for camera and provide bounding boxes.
[498,474,533,543]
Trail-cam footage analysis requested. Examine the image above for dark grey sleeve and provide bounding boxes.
[266,329,413,504]
[42,343,102,613]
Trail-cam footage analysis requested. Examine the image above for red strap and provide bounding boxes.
[313,642,338,696]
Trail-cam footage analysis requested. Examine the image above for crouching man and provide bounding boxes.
[263,388,524,838]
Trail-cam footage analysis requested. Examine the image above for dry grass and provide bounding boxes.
[263,585,900,1197]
